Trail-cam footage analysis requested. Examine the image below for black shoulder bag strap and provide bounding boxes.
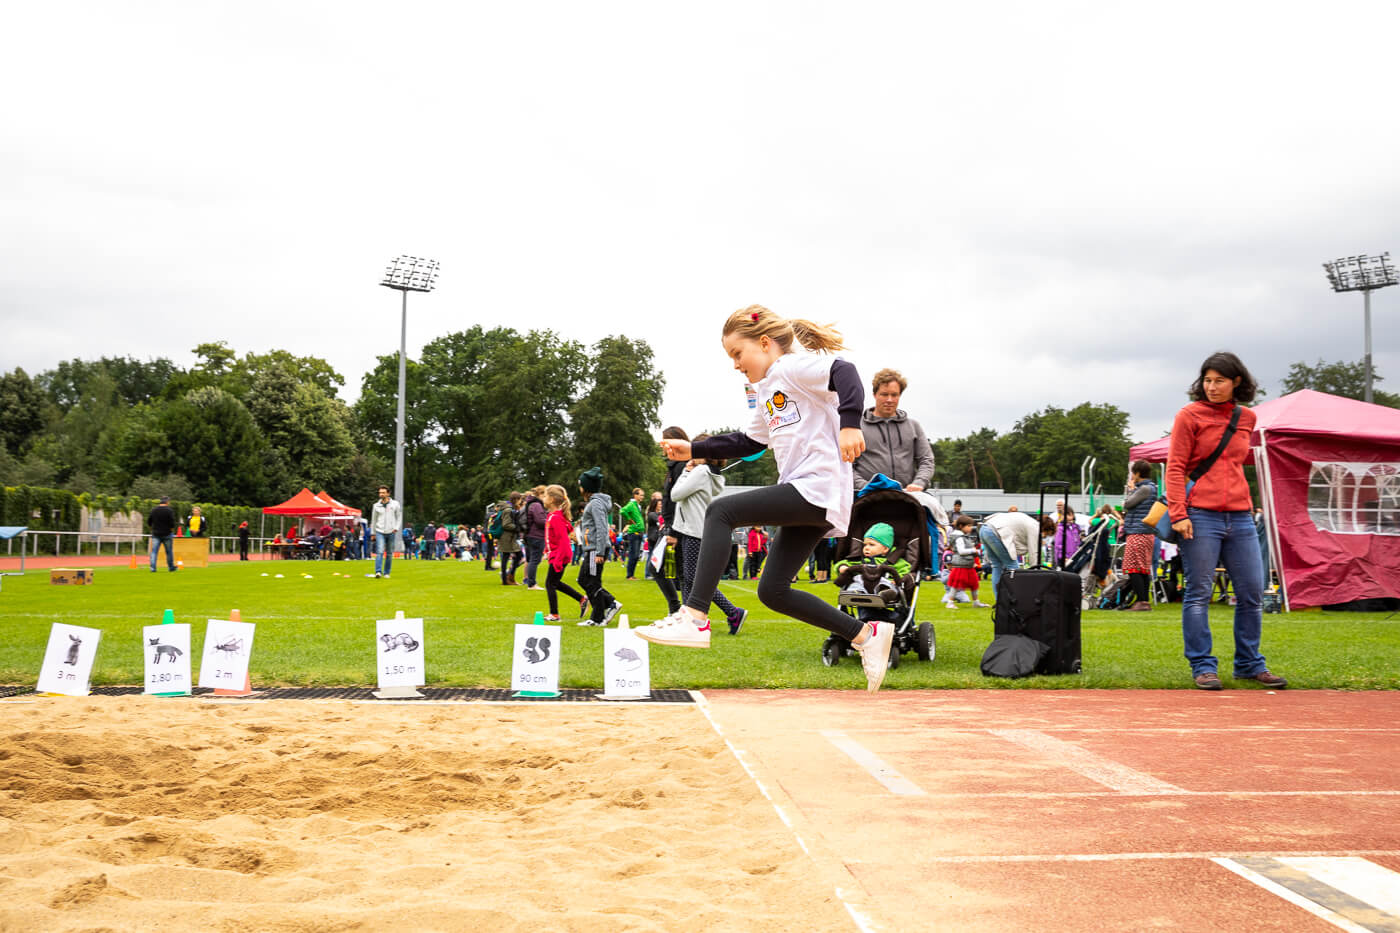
[1187,404,1243,487]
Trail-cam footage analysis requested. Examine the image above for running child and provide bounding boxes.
[634,304,896,692]
[943,514,989,608]
[541,484,586,621]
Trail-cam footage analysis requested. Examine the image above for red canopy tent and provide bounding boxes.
[1128,390,1400,609]
[314,491,362,518]
[262,488,334,517]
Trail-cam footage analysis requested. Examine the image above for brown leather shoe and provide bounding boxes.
[1238,670,1288,688]
[1127,601,1152,611]
[1194,671,1223,690]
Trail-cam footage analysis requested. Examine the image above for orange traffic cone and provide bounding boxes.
[213,609,254,697]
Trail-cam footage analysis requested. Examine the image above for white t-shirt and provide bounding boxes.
[983,511,1043,561]
[747,351,853,537]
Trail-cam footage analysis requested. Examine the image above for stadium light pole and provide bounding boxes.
[1322,252,1396,404]
[379,256,440,509]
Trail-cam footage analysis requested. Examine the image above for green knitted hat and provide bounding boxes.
[578,466,604,493]
[864,522,894,550]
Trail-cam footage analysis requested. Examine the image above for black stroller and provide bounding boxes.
[819,487,933,669]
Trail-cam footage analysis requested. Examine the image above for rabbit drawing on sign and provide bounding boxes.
[64,635,81,666]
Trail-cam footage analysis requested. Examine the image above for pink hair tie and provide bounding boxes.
[749,311,760,321]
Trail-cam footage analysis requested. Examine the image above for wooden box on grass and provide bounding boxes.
[50,568,95,585]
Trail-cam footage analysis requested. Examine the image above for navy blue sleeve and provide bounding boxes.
[829,359,864,430]
[692,432,766,460]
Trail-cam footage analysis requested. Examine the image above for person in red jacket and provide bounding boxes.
[541,484,586,621]
[1166,351,1286,691]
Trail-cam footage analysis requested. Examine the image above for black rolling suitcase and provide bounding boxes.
[991,481,1082,675]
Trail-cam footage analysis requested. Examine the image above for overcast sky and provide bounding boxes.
[5,2,1399,464]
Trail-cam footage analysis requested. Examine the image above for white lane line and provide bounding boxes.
[821,730,927,797]
[1215,857,1388,930]
[916,850,1400,864]
[693,692,878,932]
[1279,858,1400,920]
[989,728,1186,795]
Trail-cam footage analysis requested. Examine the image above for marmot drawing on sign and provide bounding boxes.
[523,636,551,664]
[149,638,183,663]
[613,646,642,672]
[64,635,81,666]
[381,632,420,652]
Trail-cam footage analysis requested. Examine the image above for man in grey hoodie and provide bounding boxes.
[853,368,935,492]
[576,467,622,626]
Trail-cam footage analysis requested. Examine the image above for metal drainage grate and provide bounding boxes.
[2,685,694,703]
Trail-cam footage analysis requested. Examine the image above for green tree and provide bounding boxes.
[997,402,1131,492]
[117,388,269,503]
[1281,358,1400,408]
[245,362,356,491]
[39,356,178,412]
[933,427,1004,489]
[424,326,587,517]
[569,336,665,504]
[0,368,49,456]
[225,349,345,401]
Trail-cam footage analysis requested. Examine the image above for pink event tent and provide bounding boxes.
[1128,390,1400,610]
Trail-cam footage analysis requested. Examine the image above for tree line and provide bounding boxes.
[0,327,665,524]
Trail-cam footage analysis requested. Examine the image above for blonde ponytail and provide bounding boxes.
[722,304,845,354]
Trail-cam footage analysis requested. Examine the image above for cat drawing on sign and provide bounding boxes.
[381,632,420,652]
[613,646,642,672]
[214,637,244,657]
[65,635,82,666]
[523,636,551,664]
[149,638,183,664]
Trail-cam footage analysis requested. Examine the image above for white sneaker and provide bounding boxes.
[855,621,894,693]
[973,600,991,608]
[634,611,711,648]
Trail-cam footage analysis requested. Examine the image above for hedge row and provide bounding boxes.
[0,486,268,553]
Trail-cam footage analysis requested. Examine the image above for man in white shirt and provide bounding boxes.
[979,511,1056,595]
[369,485,402,579]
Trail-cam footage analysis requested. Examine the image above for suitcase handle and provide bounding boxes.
[1037,481,1071,567]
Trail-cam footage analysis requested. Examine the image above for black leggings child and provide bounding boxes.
[687,484,862,641]
[545,564,585,616]
[577,556,617,623]
[675,533,741,621]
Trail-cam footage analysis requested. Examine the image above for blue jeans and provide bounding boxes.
[149,534,175,571]
[624,533,642,578]
[522,537,544,587]
[978,525,1017,595]
[374,531,395,576]
[1180,508,1265,677]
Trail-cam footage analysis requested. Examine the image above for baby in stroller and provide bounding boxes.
[833,523,910,608]
[820,488,934,668]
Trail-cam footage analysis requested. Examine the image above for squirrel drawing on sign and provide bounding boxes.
[381,632,420,652]
[65,635,81,666]
[149,638,183,664]
[523,636,551,664]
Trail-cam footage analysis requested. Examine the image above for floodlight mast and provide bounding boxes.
[379,256,439,511]
[1322,252,1396,404]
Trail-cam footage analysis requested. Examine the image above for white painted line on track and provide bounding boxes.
[693,692,878,932]
[1278,858,1400,919]
[821,730,927,797]
[916,850,1400,864]
[1214,858,1387,933]
[990,728,1187,795]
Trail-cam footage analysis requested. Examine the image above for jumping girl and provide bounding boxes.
[634,304,896,692]
[541,484,586,621]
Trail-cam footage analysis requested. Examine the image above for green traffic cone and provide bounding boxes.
[154,609,183,697]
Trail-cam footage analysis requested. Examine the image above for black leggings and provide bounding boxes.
[577,556,616,624]
[546,564,585,616]
[688,484,862,641]
[676,533,741,620]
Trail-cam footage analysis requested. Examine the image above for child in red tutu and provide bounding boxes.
[943,514,989,609]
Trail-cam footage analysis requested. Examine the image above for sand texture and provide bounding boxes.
[0,697,852,932]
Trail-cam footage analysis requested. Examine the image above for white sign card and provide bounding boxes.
[36,623,102,696]
[143,623,192,695]
[602,624,650,699]
[376,616,425,689]
[510,623,561,695]
[197,619,255,690]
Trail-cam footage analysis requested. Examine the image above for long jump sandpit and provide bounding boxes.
[0,695,852,932]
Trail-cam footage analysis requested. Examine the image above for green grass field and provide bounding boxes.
[2,559,1397,690]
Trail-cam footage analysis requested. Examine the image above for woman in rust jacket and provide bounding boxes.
[1166,351,1286,691]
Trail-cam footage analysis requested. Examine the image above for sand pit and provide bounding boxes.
[0,697,853,932]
